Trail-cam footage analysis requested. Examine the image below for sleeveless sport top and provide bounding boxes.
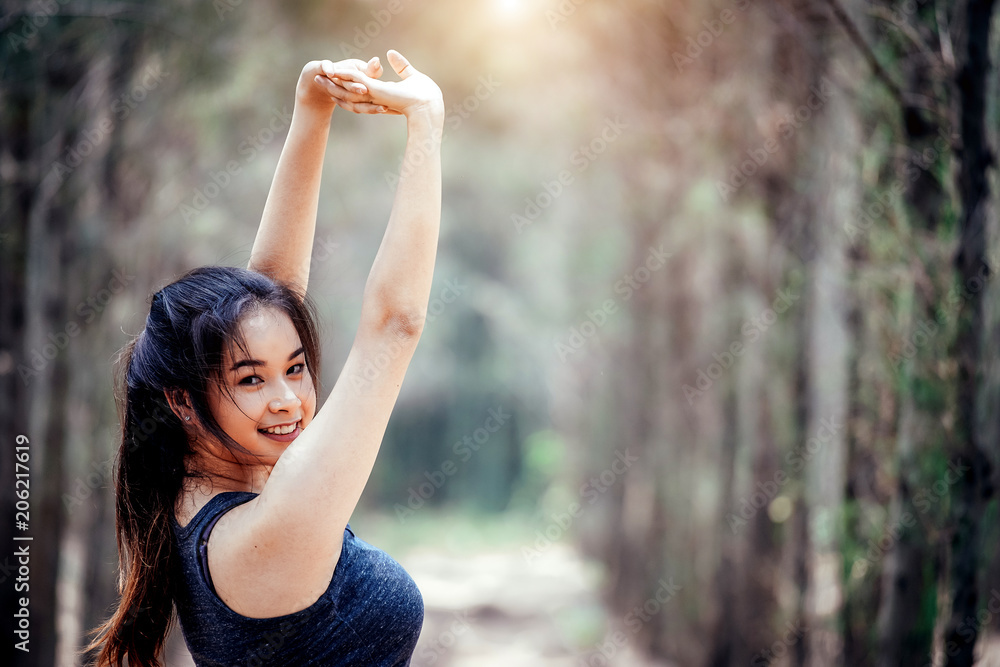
[171,491,423,666]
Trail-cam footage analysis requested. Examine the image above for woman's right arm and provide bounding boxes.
[264,51,444,521]
[210,52,444,616]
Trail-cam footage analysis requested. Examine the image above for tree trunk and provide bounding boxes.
[876,284,934,666]
[944,1,997,665]
[0,11,172,663]
[708,381,740,667]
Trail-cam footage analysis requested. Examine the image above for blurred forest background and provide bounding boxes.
[3,0,1000,665]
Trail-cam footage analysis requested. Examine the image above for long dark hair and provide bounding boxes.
[83,266,322,667]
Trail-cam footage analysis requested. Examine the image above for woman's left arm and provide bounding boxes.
[249,58,386,297]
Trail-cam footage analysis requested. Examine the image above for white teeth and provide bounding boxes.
[261,422,298,435]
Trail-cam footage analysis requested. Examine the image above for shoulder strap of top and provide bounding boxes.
[175,491,258,596]
[174,491,356,595]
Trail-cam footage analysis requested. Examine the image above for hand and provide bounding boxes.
[324,50,443,120]
[296,57,387,115]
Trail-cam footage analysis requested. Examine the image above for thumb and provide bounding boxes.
[386,49,414,78]
[365,56,383,78]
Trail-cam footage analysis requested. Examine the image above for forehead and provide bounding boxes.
[225,307,301,362]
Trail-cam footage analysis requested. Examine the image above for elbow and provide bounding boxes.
[385,309,425,339]
[362,302,426,340]
[362,283,427,339]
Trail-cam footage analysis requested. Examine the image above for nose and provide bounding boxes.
[268,379,302,413]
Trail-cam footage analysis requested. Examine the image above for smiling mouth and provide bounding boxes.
[258,420,301,436]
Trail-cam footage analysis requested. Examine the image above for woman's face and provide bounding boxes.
[206,306,316,465]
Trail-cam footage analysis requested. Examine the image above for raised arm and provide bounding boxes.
[248,58,386,297]
[264,50,444,504]
[353,59,444,330]
[209,51,445,618]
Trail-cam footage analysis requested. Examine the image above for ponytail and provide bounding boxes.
[83,266,322,665]
[83,337,189,666]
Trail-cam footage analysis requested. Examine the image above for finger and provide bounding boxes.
[330,68,382,95]
[340,58,381,78]
[386,49,414,78]
[324,59,365,75]
[315,75,370,103]
[329,68,367,83]
[320,70,368,95]
[320,60,338,77]
[320,64,370,94]
[316,74,367,100]
[336,100,391,115]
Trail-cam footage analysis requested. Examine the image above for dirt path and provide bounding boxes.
[162,537,669,666]
[402,542,660,667]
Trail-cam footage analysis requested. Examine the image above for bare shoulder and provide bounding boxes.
[202,492,344,618]
[173,488,216,529]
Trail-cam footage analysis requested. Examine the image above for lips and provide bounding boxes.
[257,420,302,442]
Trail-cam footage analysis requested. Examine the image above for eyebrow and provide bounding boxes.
[230,347,305,372]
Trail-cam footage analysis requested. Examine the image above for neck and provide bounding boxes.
[182,449,272,496]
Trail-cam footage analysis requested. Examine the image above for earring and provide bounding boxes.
[185,416,191,421]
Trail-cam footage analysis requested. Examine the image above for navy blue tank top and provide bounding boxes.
[171,491,423,666]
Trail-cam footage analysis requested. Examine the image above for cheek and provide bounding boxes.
[302,379,318,420]
[214,393,263,428]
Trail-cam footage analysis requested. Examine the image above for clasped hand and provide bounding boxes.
[297,50,443,120]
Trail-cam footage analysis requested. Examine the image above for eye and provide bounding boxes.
[288,363,305,375]
[238,375,263,386]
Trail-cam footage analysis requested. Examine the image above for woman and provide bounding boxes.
[85,49,443,666]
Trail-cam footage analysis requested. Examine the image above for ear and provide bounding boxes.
[164,388,194,424]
